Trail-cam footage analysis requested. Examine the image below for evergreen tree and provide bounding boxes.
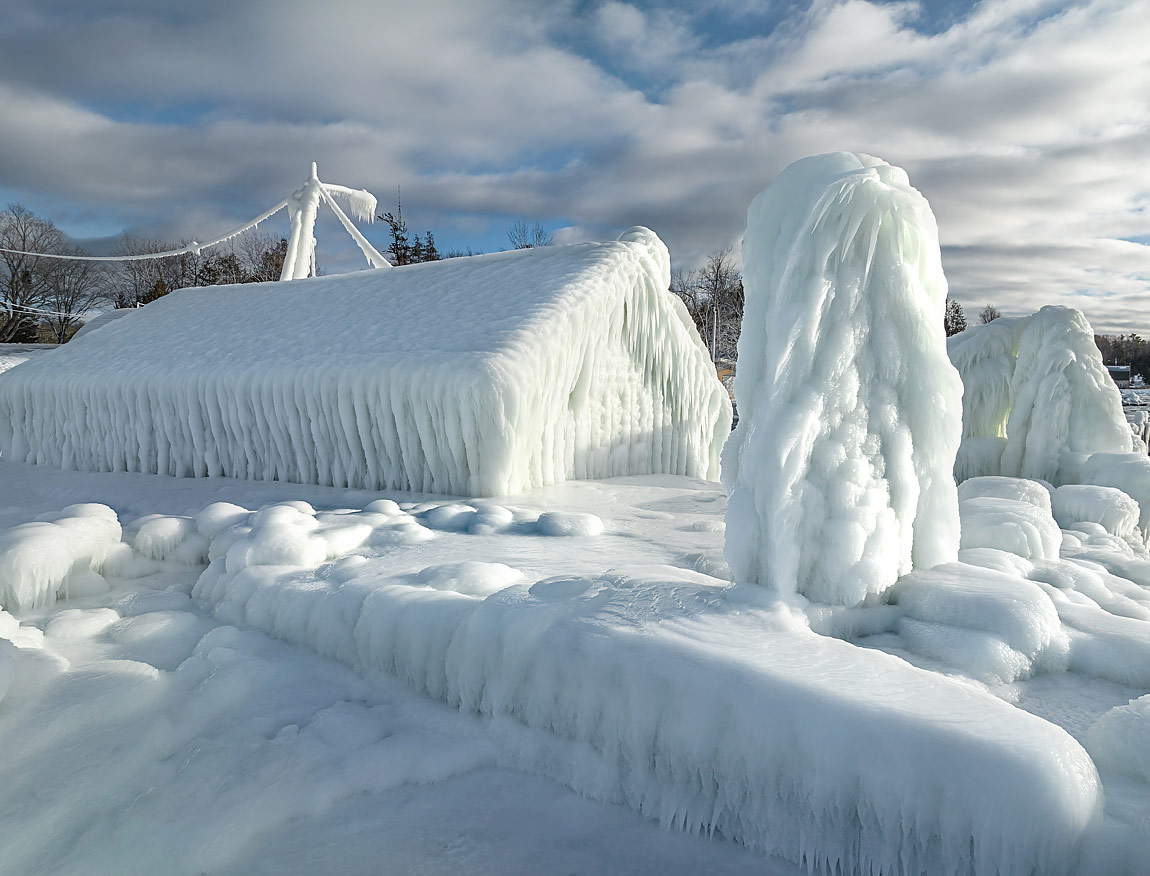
[944,298,967,336]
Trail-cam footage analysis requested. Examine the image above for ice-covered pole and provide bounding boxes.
[281,162,323,281]
[722,153,963,607]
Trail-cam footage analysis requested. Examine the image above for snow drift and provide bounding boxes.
[723,152,962,606]
[948,306,1132,483]
[0,228,729,496]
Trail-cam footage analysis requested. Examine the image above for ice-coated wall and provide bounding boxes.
[948,305,1132,483]
[0,228,730,496]
[723,153,963,606]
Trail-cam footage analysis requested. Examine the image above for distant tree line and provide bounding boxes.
[1095,333,1150,377]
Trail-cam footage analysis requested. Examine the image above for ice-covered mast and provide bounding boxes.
[0,162,390,281]
[280,162,390,280]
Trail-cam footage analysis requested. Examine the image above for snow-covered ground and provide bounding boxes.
[0,460,801,876]
[1,456,1148,874]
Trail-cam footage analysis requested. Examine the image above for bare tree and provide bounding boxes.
[41,252,104,343]
[980,304,1001,324]
[105,234,178,308]
[0,204,66,342]
[670,246,744,362]
[236,231,288,283]
[507,220,553,249]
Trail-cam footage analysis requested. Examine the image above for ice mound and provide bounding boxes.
[1077,452,1150,539]
[1085,695,1150,783]
[948,306,1132,483]
[892,562,1067,683]
[0,230,730,496]
[535,511,604,537]
[959,496,1062,560]
[723,152,962,606]
[0,503,122,611]
[221,503,372,573]
[416,561,525,597]
[1051,485,1142,543]
[958,475,1053,513]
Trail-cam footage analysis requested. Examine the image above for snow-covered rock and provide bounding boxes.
[723,152,962,606]
[0,229,730,496]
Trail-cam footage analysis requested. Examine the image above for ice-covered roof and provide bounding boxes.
[0,228,730,496]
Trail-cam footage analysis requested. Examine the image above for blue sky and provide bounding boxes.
[0,0,1146,331]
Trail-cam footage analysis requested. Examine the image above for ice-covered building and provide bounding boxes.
[0,228,730,496]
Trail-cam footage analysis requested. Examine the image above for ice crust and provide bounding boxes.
[723,153,962,606]
[0,229,730,496]
[948,306,1133,483]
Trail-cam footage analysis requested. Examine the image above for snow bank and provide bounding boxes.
[0,504,121,611]
[948,307,1132,484]
[723,153,962,607]
[0,229,729,496]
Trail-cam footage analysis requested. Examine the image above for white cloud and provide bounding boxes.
[0,0,1145,331]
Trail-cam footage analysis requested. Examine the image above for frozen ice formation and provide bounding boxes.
[958,479,1062,560]
[892,562,1069,684]
[948,306,1132,483]
[188,540,1101,876]
[0,504,121,611]
[0,229,730,496]
[1051,484,1142,543]
[723,152,962,606]
[1086,695,1150,784]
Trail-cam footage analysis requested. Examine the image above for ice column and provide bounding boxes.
[723,153,963,606]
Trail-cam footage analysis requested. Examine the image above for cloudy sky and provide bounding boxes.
[0,0,1146,332]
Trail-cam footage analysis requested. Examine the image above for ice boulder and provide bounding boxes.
[0,229,730,496]
[1051,484,1142,542]
[1085,694,1150,783]
[948,306,1132,483]
[723,152,962,606]
[0,504,122,611]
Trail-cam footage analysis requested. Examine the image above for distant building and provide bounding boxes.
[1108,365,1132,389]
